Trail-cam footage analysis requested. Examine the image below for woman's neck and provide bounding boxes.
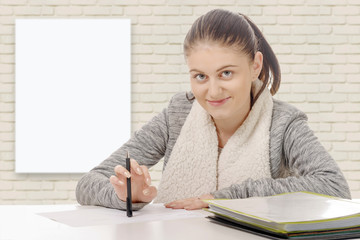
[213,97,252,148]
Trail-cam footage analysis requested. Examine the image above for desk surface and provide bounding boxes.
[2,200,360,240]
[0,204,267,240]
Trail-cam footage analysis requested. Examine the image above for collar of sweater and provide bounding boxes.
[155,79,273,203]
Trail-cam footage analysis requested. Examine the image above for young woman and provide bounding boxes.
[76,9,351,211]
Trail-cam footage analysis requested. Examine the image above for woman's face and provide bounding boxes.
[186,42,263,124]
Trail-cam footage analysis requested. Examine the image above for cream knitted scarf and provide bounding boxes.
[155,79,273,203]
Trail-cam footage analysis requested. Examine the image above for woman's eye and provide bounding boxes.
[195,74,206,81]
[221,71,232,78]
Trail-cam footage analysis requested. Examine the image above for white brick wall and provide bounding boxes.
[0,1,359,204]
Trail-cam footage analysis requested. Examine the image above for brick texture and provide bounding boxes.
[0,1,359,204]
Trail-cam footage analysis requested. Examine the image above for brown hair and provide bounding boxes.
[184,9,281,103]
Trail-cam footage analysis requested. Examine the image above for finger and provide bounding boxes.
[184,199,209,210]
[109,175,126,202]
[141,186,157,203]
[164,200,177,208]
[140,165,151,186]
[111,170,126,183]
[109,175,125,187]
[130,159,143,175]
[165,198,196,209]
[114,165,131,178]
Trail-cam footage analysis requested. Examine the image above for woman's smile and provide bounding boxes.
[207,97,231,107]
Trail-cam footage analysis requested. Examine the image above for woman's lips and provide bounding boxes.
[207,97,231,106]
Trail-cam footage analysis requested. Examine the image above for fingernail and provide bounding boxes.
[118,180,124,185]
[143,189,150,196]
[124,172,131,178]
[146,178,151,185]
[137,167,142,174]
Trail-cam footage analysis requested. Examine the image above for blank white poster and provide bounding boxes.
[15,19,131,173]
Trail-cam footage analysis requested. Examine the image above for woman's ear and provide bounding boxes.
[252,51,263,81]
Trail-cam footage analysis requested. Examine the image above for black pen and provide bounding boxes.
[126,151,133,217]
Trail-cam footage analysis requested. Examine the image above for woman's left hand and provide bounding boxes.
[164,194,215,210]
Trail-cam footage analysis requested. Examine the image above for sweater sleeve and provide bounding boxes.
[211,111,351,200]
[76,106,170,210]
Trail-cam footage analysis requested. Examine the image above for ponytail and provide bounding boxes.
[240,13,281,99]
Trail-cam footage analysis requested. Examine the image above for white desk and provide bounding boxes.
[2,200,360,240]
[0,205,267,240]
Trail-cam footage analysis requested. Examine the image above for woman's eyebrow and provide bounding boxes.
[189,65,239,73]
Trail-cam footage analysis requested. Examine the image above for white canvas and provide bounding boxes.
[15,19,131,173]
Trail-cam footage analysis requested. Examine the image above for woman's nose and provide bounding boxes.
[208,78,222,98]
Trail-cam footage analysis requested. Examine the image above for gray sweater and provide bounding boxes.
[76,92,351,210]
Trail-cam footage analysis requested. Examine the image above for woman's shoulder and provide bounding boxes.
[165,92,194,133]
[272,98,308,122]
[270,98,310,161]
[167,91,194,113]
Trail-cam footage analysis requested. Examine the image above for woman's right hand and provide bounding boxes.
[109,159,157,203]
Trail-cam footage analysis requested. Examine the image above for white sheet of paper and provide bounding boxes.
[38,204,208,227]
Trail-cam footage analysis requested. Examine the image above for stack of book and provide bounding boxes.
[204,192,360,239]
